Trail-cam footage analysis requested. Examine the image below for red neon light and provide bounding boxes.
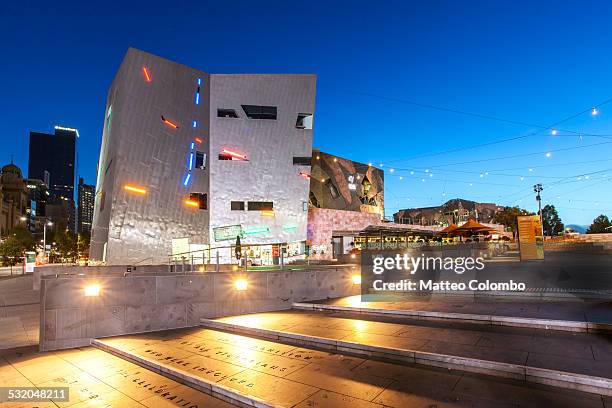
[221,149,247,160]
[161,115,178,129]
[194,137,203,144]
[299,172,311,179]
[142,66,152,82]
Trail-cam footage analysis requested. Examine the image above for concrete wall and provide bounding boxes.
[39,267,359,351]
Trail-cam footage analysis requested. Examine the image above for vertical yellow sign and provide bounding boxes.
[517,215,544,260]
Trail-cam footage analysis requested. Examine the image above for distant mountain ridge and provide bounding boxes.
[565,224,588,234]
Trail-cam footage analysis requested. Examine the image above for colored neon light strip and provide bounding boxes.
[260,210,275,217]
[197,78,202,85]
[188,153,194,170]
[183,173,191,186]
[195,92,200,105]
[244,226,270,235]
[161,116,179,129]
[142,67,152,82]
[124,185,147,195]
[194,137,203,144]
[184,199,199,208]
[282,223,298,231]
[221,149,247,160]
[190,142,195,149]
[299,172,311,179]
[192,120,198,128]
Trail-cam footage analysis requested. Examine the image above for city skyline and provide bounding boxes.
[2,1,612,225]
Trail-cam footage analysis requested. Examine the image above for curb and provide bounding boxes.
[200,318,612,396]
[91,339,281,408]
[291,302,612,334]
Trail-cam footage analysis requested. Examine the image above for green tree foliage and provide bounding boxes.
[54,229,78,262]
[587,214,612,234]
[493,206,533,238]
[0,227,35,266]
[542,204,564,236]
[77,230,91,258]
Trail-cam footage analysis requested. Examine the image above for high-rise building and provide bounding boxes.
[77,177,95,233]
[90,48,316,264]
[28,126,78,231]
[25,178,49,232]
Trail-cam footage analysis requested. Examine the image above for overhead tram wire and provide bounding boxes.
[353,92,612,165]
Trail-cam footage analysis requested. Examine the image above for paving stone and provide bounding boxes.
[294,389,384,408]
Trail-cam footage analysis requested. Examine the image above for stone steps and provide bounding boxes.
[200,310,612,396]
[91,326,606,407]
[292,302,612,334]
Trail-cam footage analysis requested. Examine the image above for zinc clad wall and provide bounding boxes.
[91,48,211,264]
[208,74,316,246]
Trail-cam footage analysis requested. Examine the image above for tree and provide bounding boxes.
[493,206,533,239]
[542,204,564,236]
[77,230,91,259]
[0,227,35,266]
[54,229,78,262]
[587,214,612,234]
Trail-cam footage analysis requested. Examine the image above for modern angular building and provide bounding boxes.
[90,48,316,264]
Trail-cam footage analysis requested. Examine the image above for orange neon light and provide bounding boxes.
[123,185,147,195]
[260,210,275,217]
[221,149,247,160]
[161,116,178,129]
[299,172,311,179]
[184,199,199,208]
[142,66,152,82]
[194,137,203,144]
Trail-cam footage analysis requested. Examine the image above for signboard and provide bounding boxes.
[517,215,544,260]
[25,251,36,273]
[171,237,190,260]
[213,224,243,241]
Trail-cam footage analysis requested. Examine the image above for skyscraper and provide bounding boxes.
[77,177,95,233]
[28,126,78,231]
[28,126,77,201]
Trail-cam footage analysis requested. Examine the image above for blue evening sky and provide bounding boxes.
[2,0,612,225]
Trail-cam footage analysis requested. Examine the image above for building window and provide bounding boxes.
[190,193,207,210]
[248,201,273,211]
[195,152,206,169]
[217,109,238,118]
[296,113,313,129]
[231,201,245,210]
[309,192,319,208]
[241,105,277,120]
[325,179,339,199]
[292,157,312,166]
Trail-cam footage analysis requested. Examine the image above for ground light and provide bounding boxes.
[352,275,362,285]
[235,279,248,291]
[84,284,101,297]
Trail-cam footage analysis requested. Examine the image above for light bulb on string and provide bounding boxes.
[551,129,557,135]
[592,107,599,116]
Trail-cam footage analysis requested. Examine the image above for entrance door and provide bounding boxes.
[332,237,342,258]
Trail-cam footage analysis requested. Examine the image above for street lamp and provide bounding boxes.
[43,221,53,259]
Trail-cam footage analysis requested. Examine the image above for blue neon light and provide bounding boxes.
[190,142,195,149]
[195,92,200,105]
[197,78,202,85]
[192,120,197,128]
[183,173,191,186]
[188,153,194,170]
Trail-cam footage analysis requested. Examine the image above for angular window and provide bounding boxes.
[325,179,339,199]
[241,105,277,120]
[293,157,312,166]
[362,176,372,194]
[248,201,273,211]
[195,152,206,170]
[217,108,238,118]
[189,193,207,210]
[296,113,313,129]
[231,201,245,210]
[309,192,319,208]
